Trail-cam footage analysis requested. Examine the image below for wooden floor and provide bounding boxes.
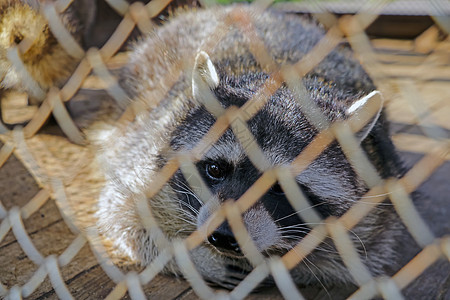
[0,35,449,299]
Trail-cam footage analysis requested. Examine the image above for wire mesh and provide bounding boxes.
[0,0,449,299]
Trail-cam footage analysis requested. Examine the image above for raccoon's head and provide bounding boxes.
[168,51,383,259]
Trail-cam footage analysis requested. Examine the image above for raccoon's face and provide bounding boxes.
[167,52,380,258]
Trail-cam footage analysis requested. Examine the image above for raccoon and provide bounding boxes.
[95,5,407,290]
[0,0,81,101]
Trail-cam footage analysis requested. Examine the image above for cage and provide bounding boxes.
[0,0,449,299]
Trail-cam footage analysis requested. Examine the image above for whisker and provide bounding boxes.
[281,237,339,255]
[279,221,368,258]
[284,246,331,299]
[360,191,393,199]
[274,202,327,223]
[302,257,332,300]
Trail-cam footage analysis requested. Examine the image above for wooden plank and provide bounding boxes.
[385,78,450,127]
[1,220,101,299]
[0,221,76,290]
[393,134,450,160]
[374,49,448,66]
[126,274,192,300]
[245,287,284,299]
[175,283,356,299]
[2,217,191,299]
[0,201,63,247]
[0,153,40,209]
[174,286,285,300]
[375,53,427,65]
[371,39,415,52]
[416,81,450,110]
[414,26,440,54]
[2,107,38,125]
[29,245,100,299]
[0,152,64,246]
[428,103,450,131]
[379,64,450,81]
[37,264,194,299]
[0,91,39,125]
[35,264,114,300]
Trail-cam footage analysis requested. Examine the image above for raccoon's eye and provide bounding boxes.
[270,183,284,195]
[205,163,227,180]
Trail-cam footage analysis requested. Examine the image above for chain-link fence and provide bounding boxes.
[0,0,449,299]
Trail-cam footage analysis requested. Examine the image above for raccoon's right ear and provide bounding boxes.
[346,90,384,142]
[192,51,222,114]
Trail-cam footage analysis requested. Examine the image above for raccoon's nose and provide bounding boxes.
[208,223,241,254]
[208,232,241,253]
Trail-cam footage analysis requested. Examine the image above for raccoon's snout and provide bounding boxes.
[198,199,282,255]
[208,221,242,255]
[198,201,243,256]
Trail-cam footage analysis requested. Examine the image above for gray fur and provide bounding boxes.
[94,5,408,290]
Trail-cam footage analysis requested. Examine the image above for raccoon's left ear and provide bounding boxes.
[346,90,384,142]
[192,51,219,104]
